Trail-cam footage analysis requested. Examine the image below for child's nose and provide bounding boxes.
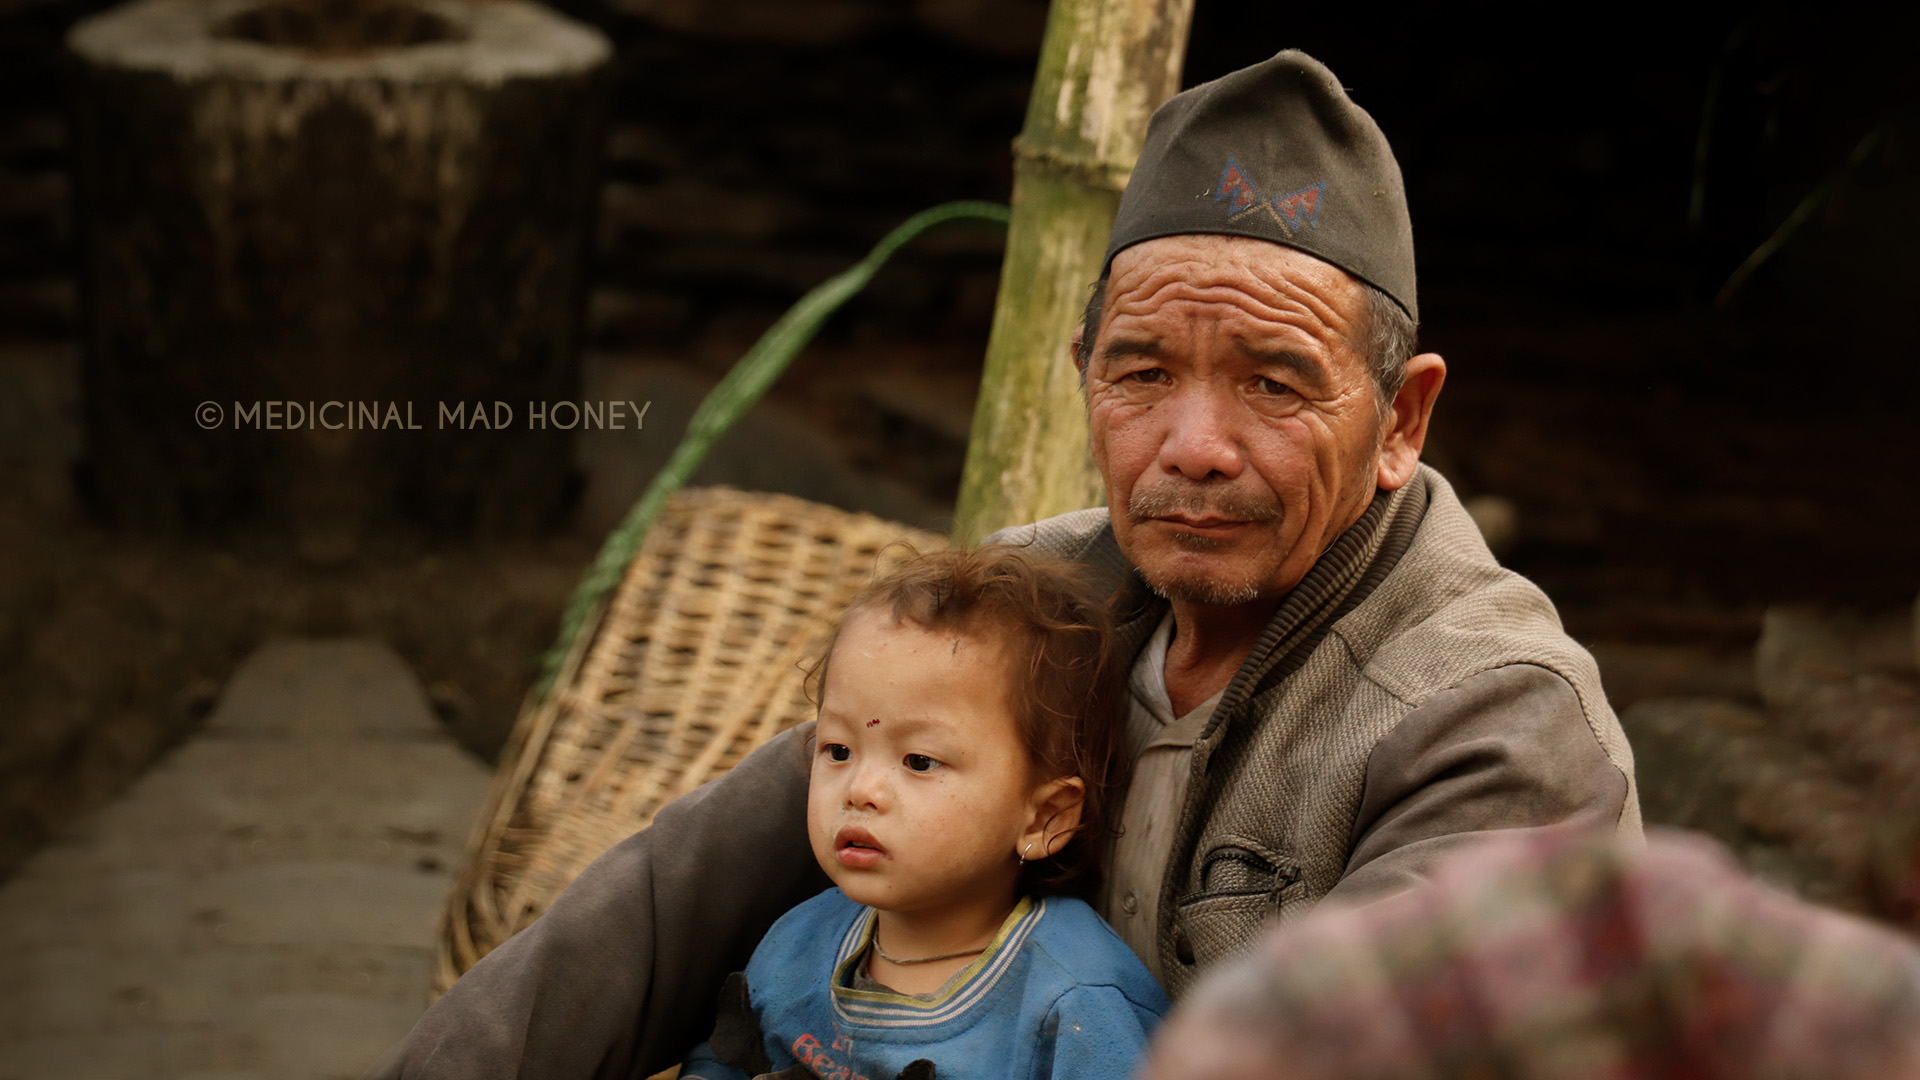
[844,759,888,809]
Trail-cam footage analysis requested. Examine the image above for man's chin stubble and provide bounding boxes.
[1143,574,1264,607]
[1140,535,1265,606]
[1148,580,1263,606]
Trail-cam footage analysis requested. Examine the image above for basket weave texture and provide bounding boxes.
[436,487,945,992]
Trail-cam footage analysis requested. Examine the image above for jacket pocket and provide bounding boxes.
[1171,839,1303,968]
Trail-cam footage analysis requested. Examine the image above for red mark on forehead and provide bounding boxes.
[866,718,881,728]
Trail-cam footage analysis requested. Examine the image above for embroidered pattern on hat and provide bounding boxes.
[1272,180,1326,232]
[1216,160,1329,238]
[1213,158,1268,218]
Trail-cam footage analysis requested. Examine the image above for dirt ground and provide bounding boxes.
[0,464,592,878]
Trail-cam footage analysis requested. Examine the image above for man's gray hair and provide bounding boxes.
[1078,273,1418,419]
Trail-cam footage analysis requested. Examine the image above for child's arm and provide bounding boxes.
[678,1041,753,1080]
[1041,985,1164,1080]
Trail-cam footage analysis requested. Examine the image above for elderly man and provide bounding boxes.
[370,50,1637,1078]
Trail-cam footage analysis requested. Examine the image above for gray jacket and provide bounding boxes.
[368,466,1638,1078]
[989,466,1639,997]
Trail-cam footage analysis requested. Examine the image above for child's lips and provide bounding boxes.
[835,825,888,869]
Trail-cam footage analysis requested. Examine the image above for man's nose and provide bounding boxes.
[1156,385,1245,481]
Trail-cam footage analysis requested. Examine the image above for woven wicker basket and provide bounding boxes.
[435,487,945,991]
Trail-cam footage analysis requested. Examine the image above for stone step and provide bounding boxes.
[0,639,491,1080]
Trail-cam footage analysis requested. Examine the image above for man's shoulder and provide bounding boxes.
[1339,469,1596,706]
[981,508,1141,597]
[981,507,1112,559]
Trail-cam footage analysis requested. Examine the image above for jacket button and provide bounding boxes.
[1121,892,1139,915]
[1174,928,1195,965]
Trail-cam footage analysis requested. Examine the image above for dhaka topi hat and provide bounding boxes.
[1104,50,1417,322]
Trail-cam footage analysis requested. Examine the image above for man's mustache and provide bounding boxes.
[1127,484,1281,524]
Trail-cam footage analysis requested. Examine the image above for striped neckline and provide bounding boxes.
[830,897,1043,1028]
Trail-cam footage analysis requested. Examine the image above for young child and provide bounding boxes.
[680,546,1169,1080]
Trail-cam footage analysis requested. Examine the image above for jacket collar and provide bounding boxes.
[1071,468,1435,734]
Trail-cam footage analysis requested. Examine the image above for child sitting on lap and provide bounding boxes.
[680,546,1169,1080]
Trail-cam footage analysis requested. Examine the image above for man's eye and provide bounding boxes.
[823,743,851,762]
[1256,376,1292,396]
[1128,368,1168,384]
[903,754,940,773]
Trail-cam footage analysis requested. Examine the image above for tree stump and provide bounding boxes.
[67,0,611,542]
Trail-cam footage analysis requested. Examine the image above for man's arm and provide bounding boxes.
[1326,663,1632,905]
[365,723,829,1080]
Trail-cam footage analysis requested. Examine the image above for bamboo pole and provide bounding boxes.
[951,0,1195,547]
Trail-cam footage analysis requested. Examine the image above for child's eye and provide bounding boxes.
[822,743,851,762]
[902,754,940,773]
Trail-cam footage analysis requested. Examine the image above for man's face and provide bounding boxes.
[1084,235,1390,606]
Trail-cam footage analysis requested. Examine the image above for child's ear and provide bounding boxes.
[1020,776,1086,860]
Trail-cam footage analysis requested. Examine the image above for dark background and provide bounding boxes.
[2,0,1916,887]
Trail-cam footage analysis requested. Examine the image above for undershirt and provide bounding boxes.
[1099,612,1222,975]
[848,948,968,1002]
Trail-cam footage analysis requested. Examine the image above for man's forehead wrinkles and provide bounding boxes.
[1106,288,1344,357]
[1111,279,1310,324]
[1114,265,1350,330]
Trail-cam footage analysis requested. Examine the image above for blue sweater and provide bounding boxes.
[681,888,1169,1080]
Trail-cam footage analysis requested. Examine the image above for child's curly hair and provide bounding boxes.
[806,544,1127,898]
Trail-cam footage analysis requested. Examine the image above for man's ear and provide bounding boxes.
[1021,776,1086,859]
[1376,352,1446,491]
[1069,324,1087,376]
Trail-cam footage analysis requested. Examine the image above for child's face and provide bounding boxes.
[807,609,1068,917]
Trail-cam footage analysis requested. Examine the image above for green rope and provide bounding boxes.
[538,199,1012,697]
